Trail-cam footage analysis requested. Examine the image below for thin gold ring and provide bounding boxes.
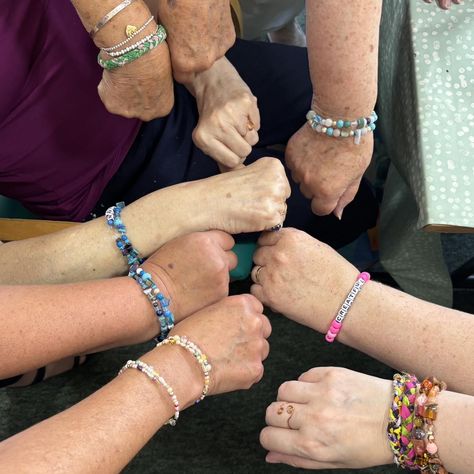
[255,266,263,284]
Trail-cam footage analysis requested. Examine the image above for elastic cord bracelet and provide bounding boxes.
[306,110,378,145]
[156,335,212,403]
[387,373,419,469]
[105,202,144,267]
[129,263,175,341]
[119,359,179,426]
[98,24,167,70]
[90,0,137,38]
[102,15,155,53]
[104,27,159,58]
[412,377,447,473]
[325,272,370,343]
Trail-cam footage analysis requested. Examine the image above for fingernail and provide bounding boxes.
[266,455,279,464]
[334,209,344,221]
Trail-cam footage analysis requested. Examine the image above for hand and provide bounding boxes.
[261,367,393,470]
[190,58,260,171]
[169,295,272,396]
[194,158,291,234]
[156,0,236,83]
[250,228,358,333]
[423,0,462,9]
[286,124,373,218]
[98,42,174,121]
[142,231,237,322]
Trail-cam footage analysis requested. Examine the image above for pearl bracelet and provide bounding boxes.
[119,360,180,426]
[156,335,211,403]
[103,26,158,58]
[325,272,370,343]
[306,110,378,145]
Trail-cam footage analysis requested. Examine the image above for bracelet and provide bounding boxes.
[129,263,175,341]
[119,360,179,426]
[156,335,212,403]
[89,0,137,38]
[102,16,155,53]
[98,24,167,70]
[105,202,144,267]
[306,110,378,145]
[387,373,419,470]
[325,272,370,343]
[413,377,447,473]
[103,25,158,58]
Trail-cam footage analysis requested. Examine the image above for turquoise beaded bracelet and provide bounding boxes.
[98,24,167,70]
[306,110,378,145]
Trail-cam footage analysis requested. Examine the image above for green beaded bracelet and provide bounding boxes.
[98,24,167,70]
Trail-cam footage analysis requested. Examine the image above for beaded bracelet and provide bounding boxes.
[90,0,137,38]
[387,373,419,469]
[119,360,179,426]
[325,272,370,343]
[105,202,144,267]
[156,335,212,403]
[306,110,378,145]
[98,24,167,70]
[102,16,155,53]
[104,27,158,58]
[412,377,447,473]
[129,263,175,341]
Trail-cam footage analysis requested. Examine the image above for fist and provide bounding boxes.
[143,231,237,322]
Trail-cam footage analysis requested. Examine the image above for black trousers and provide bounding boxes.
[93,40,378,249]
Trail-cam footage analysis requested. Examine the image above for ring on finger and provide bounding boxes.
[277,403,296,429]
[253,265,263,284]
[270,223,283,232]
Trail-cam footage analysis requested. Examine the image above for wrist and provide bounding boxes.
[311,94,377,122]
[142,343,203,409]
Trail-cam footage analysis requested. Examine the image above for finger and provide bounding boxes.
[239,293,264,314]
[437,0,451,8]
[252,247,270,266]
[218,162,245,173]
[299,181,313,200]
[260,427,301,457]
[261,338,270,360]
[260,314,272,339]
[244,129,259,147]
[265,401,306,429]
[298,367,335,383]
[257,229,285,247]
[206,139,246,169]
[333,180,360,220]
[251,265,266,285]
[226,250,238,271]
[207,230,235,250]
[277,380,314,404]
[220,129,252,160]
[248,104,261,131]
[311,196,340,217]
[250,283,267,305]
[452,0,461,4]
[266,452,331,469]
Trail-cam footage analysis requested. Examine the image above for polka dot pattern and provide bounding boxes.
[411,2,474,228]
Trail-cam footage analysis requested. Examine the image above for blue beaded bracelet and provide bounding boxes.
[105,202,144,267]
[129,263,175,341]
[306,110,378,145]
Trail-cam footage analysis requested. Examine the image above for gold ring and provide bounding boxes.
[255,266,263,284]
[286,405,295,429]
[247,120,255,131]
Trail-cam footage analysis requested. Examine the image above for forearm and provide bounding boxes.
[306,0,381,116]
[337,282,474,394]
[0,183,205,285]
[0,345,200,473]
[432,390,474,474]
[0,277,160,378]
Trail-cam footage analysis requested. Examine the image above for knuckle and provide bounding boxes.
[277,380,295,400]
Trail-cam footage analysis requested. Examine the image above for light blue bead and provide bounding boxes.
[336,120,344,129]
[326,127,334,136]
[316,115,322,123]
[370,123,376,131]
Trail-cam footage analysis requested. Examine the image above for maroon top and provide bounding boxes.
[0,0,140,220]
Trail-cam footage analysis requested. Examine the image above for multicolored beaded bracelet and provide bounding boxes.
[102,15,155,53]
[156,335,212,403]
[387,373,419,470]
[98,24,167,70]
[412,377,447,473]
[325,272,370,343]
[306,110,378,145]
[105,202,144,268]
[129,263,174,341]
[119,359,179,426]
